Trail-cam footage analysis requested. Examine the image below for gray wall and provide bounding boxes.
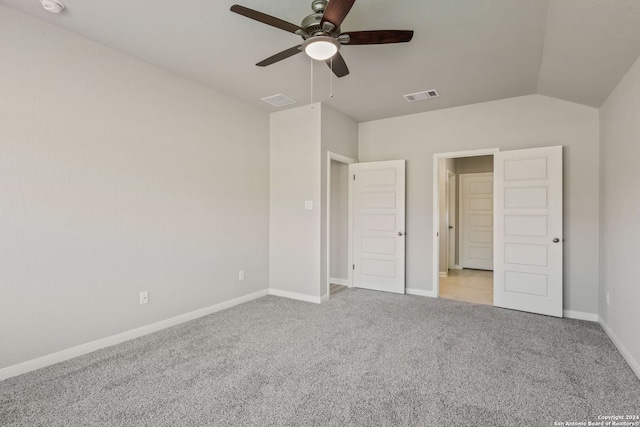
[270,105,322,298]
[599,55,640,374]
[0,8,270,369]
[359,95,600,315]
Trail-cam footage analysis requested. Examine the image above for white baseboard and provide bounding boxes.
[439,271,448,277]
[454,265,462,270]
[406,288,436,298]
[0,289,269,382]
[563,310,598,322]
[329,277,349,286]
[268,288,323,304]
[599,316,640,381]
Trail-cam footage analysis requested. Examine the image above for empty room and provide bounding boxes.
[1,0,639,425]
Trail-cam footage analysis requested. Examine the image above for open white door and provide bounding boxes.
[351,160,405,294]
[460,173,494,270]
[494,146,563,317]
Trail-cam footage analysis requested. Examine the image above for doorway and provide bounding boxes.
[433,149,498,305]
[326,152,356,299]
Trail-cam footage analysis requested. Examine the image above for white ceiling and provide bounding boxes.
[2,0,640,122]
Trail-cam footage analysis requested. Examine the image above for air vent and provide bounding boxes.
[261,94,297,107]
[403,89,440,102]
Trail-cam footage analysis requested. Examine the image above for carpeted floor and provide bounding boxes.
[1,289,639,426]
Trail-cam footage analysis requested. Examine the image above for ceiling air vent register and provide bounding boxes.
[261,94,297,107]
[404,89,440,102]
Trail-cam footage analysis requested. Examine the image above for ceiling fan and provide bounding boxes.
[230,0,414,78]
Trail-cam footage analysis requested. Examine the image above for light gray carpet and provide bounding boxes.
[1,290,639,426]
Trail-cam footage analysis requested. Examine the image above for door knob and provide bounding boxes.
[398,232,404,236]
[552,238,560,243]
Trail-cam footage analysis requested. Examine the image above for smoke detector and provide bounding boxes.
[40,0,65,13]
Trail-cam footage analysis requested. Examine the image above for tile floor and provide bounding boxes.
[439,268,493,305]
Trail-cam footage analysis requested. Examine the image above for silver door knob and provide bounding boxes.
[398,232,404,236]
[553,238,560,243]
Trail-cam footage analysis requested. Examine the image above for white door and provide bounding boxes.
[494,146,563,317]
[351,160,405,294]
[460,173,494,270]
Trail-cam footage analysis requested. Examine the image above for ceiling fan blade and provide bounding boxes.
[341,30,414,45]
[326,52,349,78]
[321,0,356,29]
[256,45,303,67]
[230,5,303,34]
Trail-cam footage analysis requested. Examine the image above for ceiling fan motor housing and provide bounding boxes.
[302,0,339,37]
[311,0,327,13]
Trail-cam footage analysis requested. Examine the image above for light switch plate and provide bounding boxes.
[305,200,313,210]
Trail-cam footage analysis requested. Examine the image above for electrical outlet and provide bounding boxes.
[139,291,149,305]
[238,270,245,281]
[606,292,610,306]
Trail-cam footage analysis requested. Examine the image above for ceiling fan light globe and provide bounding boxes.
[303,37,339,60]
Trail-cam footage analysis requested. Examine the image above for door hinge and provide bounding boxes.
[353,174,356,180]
[352,264,355,270]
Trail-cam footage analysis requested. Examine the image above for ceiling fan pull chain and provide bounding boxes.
[330,56,334,98]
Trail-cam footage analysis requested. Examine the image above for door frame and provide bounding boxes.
[326,152,357,300]
[447,170,456,270]
[432,148,499,298]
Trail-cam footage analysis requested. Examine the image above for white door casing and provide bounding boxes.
[447,171,456,270]
[351,160,406,294]
[494,146,563,317]
[460,173,494,270]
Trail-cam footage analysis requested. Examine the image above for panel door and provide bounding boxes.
[351,160,405,294]
[494,146,563,317]
[460,173,494,270]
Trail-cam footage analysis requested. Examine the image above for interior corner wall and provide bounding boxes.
[0,7,270,369]
[320,105,358,296]
[270,103,356,300]
[359,94,600,316]
[598,55,640,375]
[269,104,322,299]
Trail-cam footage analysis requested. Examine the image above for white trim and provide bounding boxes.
[0,289,269,382]
[439,271,448,277]
[326,152,357,300]
[328,152,356,165]
[347,162,354,289]
[269,288,323,304]
[599,316,640,381]
[433,148,500,299]
[447,170,456,270]
[563,310,598,322]
[454,264,462,270]
[329,277,349,286]
[406,288,436,298]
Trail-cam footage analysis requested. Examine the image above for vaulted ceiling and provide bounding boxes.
[2,0,640,122]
